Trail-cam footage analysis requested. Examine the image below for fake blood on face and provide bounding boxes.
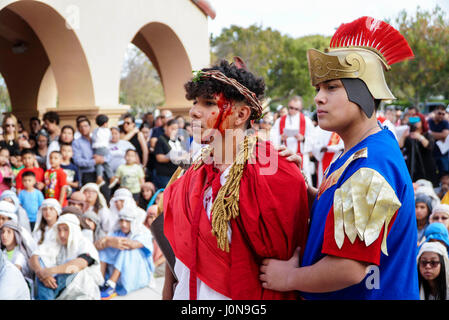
[212,93,233,134]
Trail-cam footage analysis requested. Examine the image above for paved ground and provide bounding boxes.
[112,265,164,300]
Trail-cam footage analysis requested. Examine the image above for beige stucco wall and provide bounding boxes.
[0,0,211,127]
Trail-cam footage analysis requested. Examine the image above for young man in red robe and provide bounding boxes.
[163,59,309,300]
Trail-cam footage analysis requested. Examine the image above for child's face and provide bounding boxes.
[61,146,73,161]
[0,215,9,228]
[22,153,35,168]
[57,223,70,246]
[9,155,21,168]
[125,150,137,165]
[49,152,62,168]
[119,219,131,234]
[155,192,163,204]
[0,150,8,165]
[22,176,36,189]
[42,207,58,224]
[142,187,154,201]
[0,227,15,247]
[115,199,125,211]
[415,203,429,221]
[37,135,48,149]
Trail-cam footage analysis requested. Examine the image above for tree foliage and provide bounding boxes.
[211,24,330,110]
[119,44,164,114]
[211,6,449,110]
[0,76,11,113]
[386,6,449,106]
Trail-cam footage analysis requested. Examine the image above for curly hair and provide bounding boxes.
[184,60,265,118]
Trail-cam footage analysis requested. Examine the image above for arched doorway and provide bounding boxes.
[130,22,193,116]
[0,1,94,127]
[119,43,164,117]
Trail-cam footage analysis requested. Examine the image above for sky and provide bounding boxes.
[207,0,449,38]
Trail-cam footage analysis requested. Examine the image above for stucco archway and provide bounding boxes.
[131,22,193,115]
[0,0,95,126]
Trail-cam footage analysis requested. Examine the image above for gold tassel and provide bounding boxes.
[210,135,257,252]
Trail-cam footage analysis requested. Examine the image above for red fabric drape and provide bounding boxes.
[164,140,309,300]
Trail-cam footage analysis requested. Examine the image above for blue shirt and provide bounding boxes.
[301,129,419,300]
[18,189,44,223]
[72,136,95,174]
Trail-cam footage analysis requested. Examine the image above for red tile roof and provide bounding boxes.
[191,0,216,19]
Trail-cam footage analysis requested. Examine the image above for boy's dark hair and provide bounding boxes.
[49,150,62,157]
[165,119,178,127]
[96,114,109,127]
[29,116,40,124]
[10,149,21,157]
[21,148,36,157]
[125,148,136,155]
[184,59,265,119]
[61,125,75,135]
[60,142,72,149]
[22,171,36,179]
[43,111,60,125]
[435,104,446,111]
[76,115,90,127]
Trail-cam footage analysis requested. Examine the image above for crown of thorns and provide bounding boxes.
[192,69,263,120]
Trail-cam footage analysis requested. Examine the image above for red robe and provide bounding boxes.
[164,140,309,300]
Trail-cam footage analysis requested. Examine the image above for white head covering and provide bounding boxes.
[430,204,449,220]
[110,188,133,203]
[415,181,440,208]
[1,220,36,259]
[33,214,104,298]
[0,190,20,210]
[417,242,449,300]
[33,214,100,268]
[113,201,147,238]
[0,201,18,222]
[109,188,135,228]
[80,183,108,210]
[32,198,62,233]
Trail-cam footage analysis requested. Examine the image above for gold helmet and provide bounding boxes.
[307,16,414,101]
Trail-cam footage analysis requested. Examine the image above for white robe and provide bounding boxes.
[311,127,344,187]
[172,167,231,300]
[270,113,315,183]
[33,214,104,300]
[0,254,30,300]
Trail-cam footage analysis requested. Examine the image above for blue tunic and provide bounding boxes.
[99,229,154,296]
[301,128,419,300]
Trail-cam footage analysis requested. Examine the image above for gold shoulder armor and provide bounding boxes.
[333,167,402,256]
